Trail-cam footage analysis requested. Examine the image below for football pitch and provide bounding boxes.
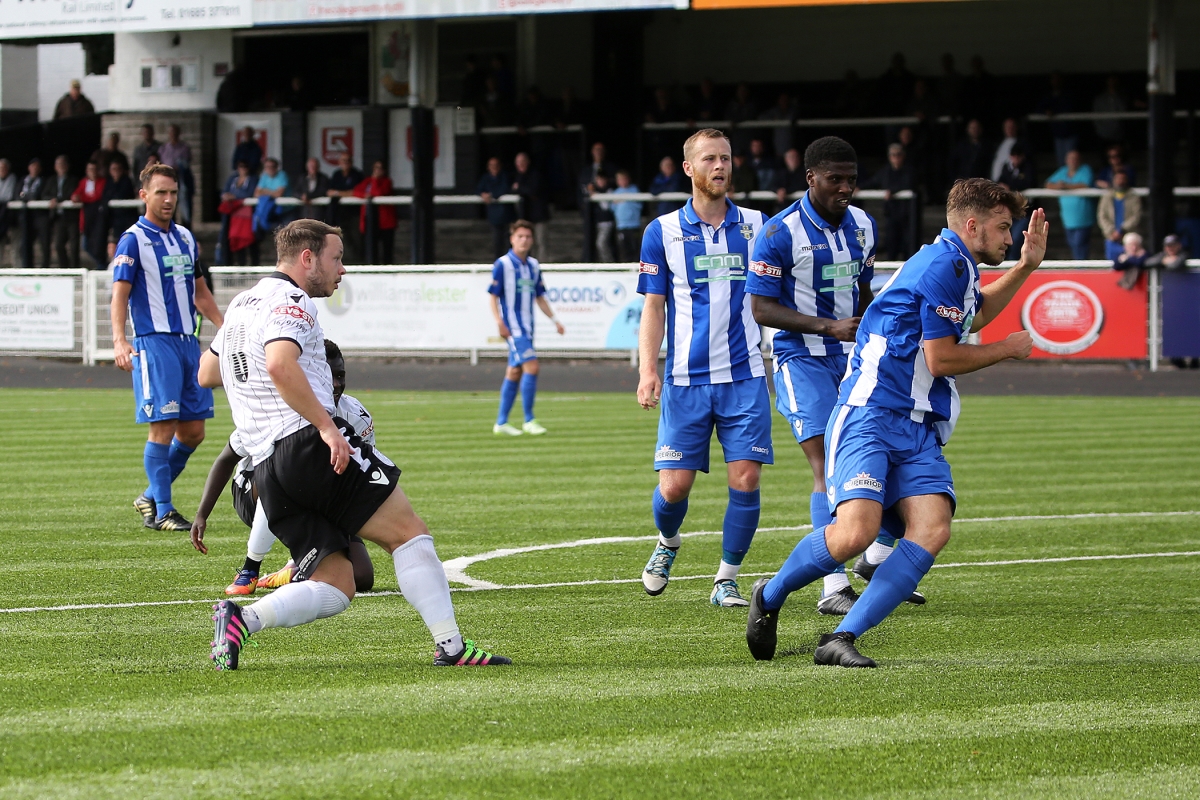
[2,387,1199,798]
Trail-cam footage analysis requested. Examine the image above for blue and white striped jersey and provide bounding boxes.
[111,217,199,337]
[638,198,769,386]
[489,250,545,339]
[747,192,877,361]
[837,228,982,445]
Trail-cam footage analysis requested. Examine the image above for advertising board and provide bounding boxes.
[0,277,76,352]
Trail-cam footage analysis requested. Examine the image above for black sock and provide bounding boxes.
[242,557,262,574]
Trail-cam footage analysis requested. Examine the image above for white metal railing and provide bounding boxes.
[641,109,1196,132]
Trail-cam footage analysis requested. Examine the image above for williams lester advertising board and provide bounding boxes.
[977,270,1147,359]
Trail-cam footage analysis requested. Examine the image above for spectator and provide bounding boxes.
[757,92,796,159]
[555,86,586,129]
[326,153,364,261]
[578,142,616,205]
[53,79,94,120]
[897,124,928,197]
[516,86,552,131]
[990,118,1024,182]
[294,158,330,220]
[998,145,1036,258]
[231,126,263,174]
[158,124,194,226]
[725,83,758,153]
[649,156,687,216]
[511,152,550,260]
[1145,234,1189,271]
[692,77,719,122]
[1113,232,1147,290]
[252,157,290,235]
[1092,75,1128,146]
[92,131,129,175]
[589,170,616,263]
[611,169,643,262]
[1095,145,1137,188]
[961,55,995,125]
[937,53,964,116]
[43,155,79,269]
[1039,72,1077,166]
[747,138,778,207]
[353,161,396,265]
[478,156,515,259]
[1098,169,1142,262]
[877,53,916,115]
[101,159,137,253]
[71,161,106,268]
[479,76,514,128]
[285,75,313,112]
[730,152,757,196]
[645,87,683,124]
[948,118,990,181]
[905,78,940,123]
[774,147,806,206]
[0,159,15,266]
[489,54,515,102]
[132,124,161,175]
[220,161,258,266]
[859,143,915,260]
[19,159,48,269]
[1045,149,1096,260]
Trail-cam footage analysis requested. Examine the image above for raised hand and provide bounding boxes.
[1020,208,1049,270]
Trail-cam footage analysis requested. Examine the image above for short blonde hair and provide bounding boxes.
[275,219,343,265]
[683,128,730,164]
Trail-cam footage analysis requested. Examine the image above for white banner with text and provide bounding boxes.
[0,277,76,351]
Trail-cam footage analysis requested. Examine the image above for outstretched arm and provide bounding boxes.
[190,443,241,554]
[972,208,1049,332]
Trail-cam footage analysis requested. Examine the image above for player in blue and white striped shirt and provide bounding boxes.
[488,220,564,436]
[111,164,223,531]
[636,129,772,608]
[747,180,1048,668]
[748,136,915,616]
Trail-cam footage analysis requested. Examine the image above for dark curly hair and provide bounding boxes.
[804,136,857,171]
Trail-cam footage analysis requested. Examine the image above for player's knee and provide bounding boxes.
[658,475,693,504]
[523,360,539,376]
[908,523,952,556]
[727,463,761,492]
[506,366,522,381]
[825,520,878,560]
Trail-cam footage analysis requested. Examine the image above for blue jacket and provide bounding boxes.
[649,171,687,216]
[477,171,515,226]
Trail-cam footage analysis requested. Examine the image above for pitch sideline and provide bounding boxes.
[1,510,1197,614]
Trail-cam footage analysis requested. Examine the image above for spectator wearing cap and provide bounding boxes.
[478,156,515,259]
[53,79,94,119]
[1045,149,1095,260]
[1097,169,1142,262]
[611,169,643,263]
[0,159,15,266]
[1146,234,1189,272]
[1113,232,1146,290]
[649,156,687,217]
[859,143,915,260]
[511,152,550,260]
[132,124,161,176]
[1095,145,1137,189]
[998,144,1036,258]
[71,161,106,268]
[43,155,79,269]
[19,159,48,268]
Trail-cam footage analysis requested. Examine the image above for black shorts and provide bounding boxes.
[230,468,256,528]
[255,418,402,581]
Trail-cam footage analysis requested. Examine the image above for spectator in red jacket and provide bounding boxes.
[353,161,396,264]
[71,161,106,268]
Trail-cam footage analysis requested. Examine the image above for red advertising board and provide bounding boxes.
[978,270,1146,359]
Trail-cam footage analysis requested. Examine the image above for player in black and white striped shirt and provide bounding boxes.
[198,219,510,670]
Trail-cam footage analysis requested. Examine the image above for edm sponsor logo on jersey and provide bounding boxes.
[272,304,315,326]
[749,260,782,278]
[819,260,862,292]
[843,472,883,493]
[693,253,746,283]
[655,444,683,462]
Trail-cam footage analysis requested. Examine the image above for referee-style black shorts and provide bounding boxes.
[255,418,402,581]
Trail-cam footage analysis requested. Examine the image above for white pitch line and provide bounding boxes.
[2,511,1198,615]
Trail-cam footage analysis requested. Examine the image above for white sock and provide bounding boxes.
[658,533,681,549]
[715,560,740,583]
[865,541,894,565]
[392,535,462,654]
[242,580,349,634]
[823,570,851,595]
[246,500,277,562]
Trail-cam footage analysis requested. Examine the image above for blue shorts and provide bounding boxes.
[773,354,846,444]
[507,336,537,367]
[131,333,214,424]
[655,378,774,473]
[824,404,955,515]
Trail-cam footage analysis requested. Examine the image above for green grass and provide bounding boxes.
[1,388,1199,798]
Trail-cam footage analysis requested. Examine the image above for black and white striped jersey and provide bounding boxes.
[337,393,375,446]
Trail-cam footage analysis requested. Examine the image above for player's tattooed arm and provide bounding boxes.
[750,294,861,341]
[637,293,666,410]
[110,280,136,372]
[190,443,242,554]
[972,208,1049,332]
